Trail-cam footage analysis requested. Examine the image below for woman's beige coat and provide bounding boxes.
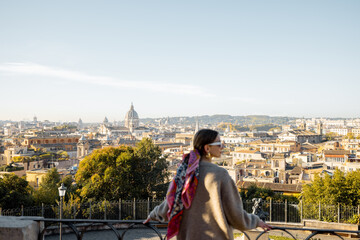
[149,161,260,240]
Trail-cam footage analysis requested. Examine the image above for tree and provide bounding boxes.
[239,184,298,202]
[56,151,69,161]
[345,170,360,206]
[0,174,34,209]
[75,138,169,202]
[346,132,355,139]
[33,167,71,205]
[301,169,360,206]
[12,156,31,163]
[240,184,274,201]
[325,132,337,141]
[251,124,281,132]
[268,127,282,132]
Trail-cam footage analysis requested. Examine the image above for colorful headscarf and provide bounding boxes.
[166,149,201,239]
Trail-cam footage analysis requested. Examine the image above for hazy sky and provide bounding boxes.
[1,1,359,122]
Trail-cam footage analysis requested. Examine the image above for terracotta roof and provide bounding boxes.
[271,153,286,159]
[323,150,350,155]
[301,143,318,149]
[290,166,302,175]
[232,150,258,154]
[325,155,346,158]
[106,126,129,131]
[248,139,264,145]
[288,130,319,136]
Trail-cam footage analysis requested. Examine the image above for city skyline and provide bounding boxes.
[0,112,359,124]
[1,1,359,122]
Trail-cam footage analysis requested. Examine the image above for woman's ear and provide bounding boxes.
[204,144,210,153]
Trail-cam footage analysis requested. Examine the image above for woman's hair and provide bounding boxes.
[193,129,219,156]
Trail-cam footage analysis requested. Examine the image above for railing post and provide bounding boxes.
[73,203,76,219]
[119,198,122,220]
[269,198,272,222]
[318,201,321,221]
[285,200,287,223]
[41,203,44,217]
[70,204,73,219]
[104,200,107,220]
[338,203,340,223]
[0,207,2,216]
[133,198,136,220]
[147,197,150,217]
[89,201,92,219]
[21,205,24,216]
[300,200,303,223]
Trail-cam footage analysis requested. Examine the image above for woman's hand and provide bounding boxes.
[257,220,272,232]
[143,216,151,224]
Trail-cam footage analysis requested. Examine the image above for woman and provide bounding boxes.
[144,129,271,239]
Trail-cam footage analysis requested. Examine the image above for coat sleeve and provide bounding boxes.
[221,174,260,231]
[149,199,169,222]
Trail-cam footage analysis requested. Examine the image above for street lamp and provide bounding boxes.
[58,183,67,240]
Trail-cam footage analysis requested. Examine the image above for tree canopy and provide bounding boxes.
[301,168,360,206]
[217,123,281,132]
[0,174,33,209]
[33,168,75,205]
[13,151,69,163]
[75,138,169,202]
[240,184,298,202]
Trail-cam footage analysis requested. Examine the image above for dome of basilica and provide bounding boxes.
[125,103,139,130]
[125,103,139,120]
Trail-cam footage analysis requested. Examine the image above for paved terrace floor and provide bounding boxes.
[45,228,351,240]
[45,228,168,240]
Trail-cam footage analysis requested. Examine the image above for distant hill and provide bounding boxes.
[140,115,295,126]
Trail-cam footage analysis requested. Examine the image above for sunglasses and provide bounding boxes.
[208,141,224,147]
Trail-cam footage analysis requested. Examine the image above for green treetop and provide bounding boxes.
[0,174,34,209]
[301,168,360,206]
[75,138,169,202]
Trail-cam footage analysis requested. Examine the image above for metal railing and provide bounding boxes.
[0,199,164,221]
[24,217,360,240]
[243,200,360,224]
[2,199,360,224]
[28,218,165,240]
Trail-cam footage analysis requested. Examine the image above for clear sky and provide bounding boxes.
[0,1,359,122]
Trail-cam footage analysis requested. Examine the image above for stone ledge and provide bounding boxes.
[0,216,40,240]
[303,219,360,231]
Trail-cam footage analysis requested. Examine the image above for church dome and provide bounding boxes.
[125,103,139,121]
[124,103,139,130]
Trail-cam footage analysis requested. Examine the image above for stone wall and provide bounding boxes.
[0,216,40,240]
